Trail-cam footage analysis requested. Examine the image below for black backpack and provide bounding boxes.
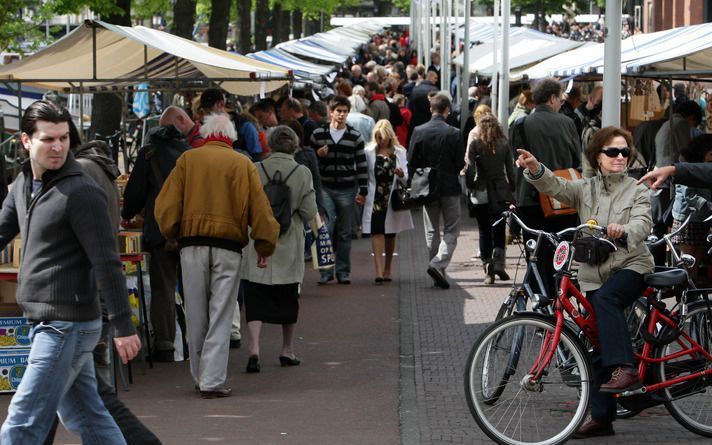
[260,163,300,235]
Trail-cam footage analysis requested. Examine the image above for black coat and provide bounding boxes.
[407,115,465,198]
[121,125,191,249]
[675,162,712,189]
[467,139,516,213]
[408,80,438,134]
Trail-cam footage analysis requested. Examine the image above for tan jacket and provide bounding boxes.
[154,141,279,257]
[525,167,654,291]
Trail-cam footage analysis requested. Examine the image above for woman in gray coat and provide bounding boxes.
[516,126,654,439]
[242,126,318,373]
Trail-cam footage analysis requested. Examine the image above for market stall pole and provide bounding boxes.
[497,0,511,129]
[602,0,623,127]
[459,0,471,132]
[491,0,499,118]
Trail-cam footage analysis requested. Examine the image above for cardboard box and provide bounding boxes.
[118,231,143,254]
[0,281,17,305]
[0,317,30,348]
[0,349,29,393]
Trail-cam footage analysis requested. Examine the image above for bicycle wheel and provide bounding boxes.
[482,291,530,404]
[465,313,592,445]
[654,301,712,437]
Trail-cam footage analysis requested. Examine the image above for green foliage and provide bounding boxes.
[291,0,359,19]
[0,0,52,54]
[132,0,171,20]
[478,0,592,15]
[392,0,410,14]
[50,0,121,16]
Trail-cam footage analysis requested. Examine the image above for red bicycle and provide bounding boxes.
[464,221,712,445]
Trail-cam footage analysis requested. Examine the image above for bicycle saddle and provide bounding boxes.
[643,269,688,288]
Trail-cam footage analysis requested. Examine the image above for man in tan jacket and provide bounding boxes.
[155,113,279,399]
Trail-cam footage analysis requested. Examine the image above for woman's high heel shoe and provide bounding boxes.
[246,355,260,373]
[279,356,301,367]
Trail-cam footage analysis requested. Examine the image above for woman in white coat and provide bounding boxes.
[362,120,414,283]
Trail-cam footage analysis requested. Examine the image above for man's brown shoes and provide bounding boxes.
[600,366,642,393]
[571,419,614,439]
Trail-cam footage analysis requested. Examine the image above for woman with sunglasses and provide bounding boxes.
[515,126,654,439]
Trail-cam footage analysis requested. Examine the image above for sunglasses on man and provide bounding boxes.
[601,147,631,158]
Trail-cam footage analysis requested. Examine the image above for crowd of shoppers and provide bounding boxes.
[4,24,712,444]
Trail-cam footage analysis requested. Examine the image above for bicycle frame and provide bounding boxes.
[631,298,712,395]
[527,269,712,398]
[527,272,599,381]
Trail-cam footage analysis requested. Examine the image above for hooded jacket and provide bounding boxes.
[0,154,135,337]
[121,125,191,249]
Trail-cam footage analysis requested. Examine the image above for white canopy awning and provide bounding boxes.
[247,48,335,80]
[0,20,291,95]
[521,23,712,79]
[454,27,584,78]
[276,21,382,64]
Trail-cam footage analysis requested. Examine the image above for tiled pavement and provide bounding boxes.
[399,204,710,445]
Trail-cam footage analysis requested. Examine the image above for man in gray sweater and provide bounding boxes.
[0,101,140,444]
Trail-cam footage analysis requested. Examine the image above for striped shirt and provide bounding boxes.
[310,124,368,195]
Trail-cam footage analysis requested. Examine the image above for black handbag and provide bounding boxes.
[391,181,415,211]
[572,237,614,265]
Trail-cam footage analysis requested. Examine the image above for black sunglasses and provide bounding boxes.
[601,147,631,158]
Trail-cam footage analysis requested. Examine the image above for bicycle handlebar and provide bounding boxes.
[495,205,618,251]
[646,210,695,248]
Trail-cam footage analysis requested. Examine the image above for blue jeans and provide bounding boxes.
[321,185,357,280]
[1,319,126,445]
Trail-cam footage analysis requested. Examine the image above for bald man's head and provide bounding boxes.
[159,106,194,135]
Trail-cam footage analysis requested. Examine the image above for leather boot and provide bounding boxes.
[483,259,495,285]
[492,247,510,281]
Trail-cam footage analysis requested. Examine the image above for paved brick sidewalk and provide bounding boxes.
[399,204,710,445]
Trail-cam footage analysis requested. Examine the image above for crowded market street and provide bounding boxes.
[1,206,706,445]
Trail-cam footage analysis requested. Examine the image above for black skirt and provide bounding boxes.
[244,281,300,324]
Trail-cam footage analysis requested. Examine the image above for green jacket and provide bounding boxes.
[525,167,654,291]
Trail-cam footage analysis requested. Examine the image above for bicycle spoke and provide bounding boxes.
[465,315,591,445]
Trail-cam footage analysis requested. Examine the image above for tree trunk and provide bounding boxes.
[254,0,268,51]
[304,16,320,37]
[292,10,302,40]
[236,0,252,53]
[374,0,391,16]
[89,0,130,141]
[272,4,290,46]
[172,0,196,40]
[208,0,231,50]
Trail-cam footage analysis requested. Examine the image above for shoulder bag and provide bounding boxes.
[517,118,580,218]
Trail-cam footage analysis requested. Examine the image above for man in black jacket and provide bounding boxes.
[0,100,140,443]
[509,78,581,297]
[408,93,464,289]
[639,162,712,189]
[121,124,190,362]
[408,71,439,136]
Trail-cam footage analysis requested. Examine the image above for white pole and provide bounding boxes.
[410,0,416,55]
[460,0,471,132]
[454,0,460,105]
[442,0,451,92]
[422,1,428,66]
[491,0,500,117]
[602,0,622,127]
[498,0,511,129]
[440,0,447,90]
[425,2,432,68]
